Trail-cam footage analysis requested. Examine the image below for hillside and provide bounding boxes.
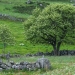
[0,0,75,54]
[0,0,71,18]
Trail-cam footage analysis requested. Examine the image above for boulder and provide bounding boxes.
[36,57,51,70]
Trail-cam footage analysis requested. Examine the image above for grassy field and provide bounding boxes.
[0,20,75,54]
[0,56,75,75]
[0,0,75,55]
[0,20,53,54]
[0,0,72,18]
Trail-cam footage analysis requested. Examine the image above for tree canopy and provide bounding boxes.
[0,25,14,53]
[24,4,75,55]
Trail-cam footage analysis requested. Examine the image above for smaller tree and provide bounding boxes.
[0,25,14,54]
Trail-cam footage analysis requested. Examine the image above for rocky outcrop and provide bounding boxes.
[0,57,51,71]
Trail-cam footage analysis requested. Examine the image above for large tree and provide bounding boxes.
[24,4,75,55]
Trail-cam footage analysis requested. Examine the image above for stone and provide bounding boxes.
[12,65,18,69]
[22,65,27,69]
[40,4,43,7]
[16,62,20,65]
[0,60,3,65]
[35,62,40,69]
[20,61,24,65]
[9,61,15,65]
[36,57,51,70]
[23,62,29,65]
[19,43,24,46]
[1,64,7,69]
[0,13,24,22]
[6,63,12,67]
[0,68,3,71]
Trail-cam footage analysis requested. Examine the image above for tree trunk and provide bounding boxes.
[53,42,61,56]
[2,43,6,55]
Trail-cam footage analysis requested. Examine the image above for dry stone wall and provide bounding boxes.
[26,50,75,56]
[0,57,51,71]
[0,13,24,22]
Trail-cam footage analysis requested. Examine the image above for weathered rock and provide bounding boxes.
[12,65,16,69]
[26,63,36,71]
[0,68,3,71]
[0,13,24,22]
[0,60,3,65]
[20,61,24,65]
[23,62,29,65]
[22,64,27,69]
[35,62,40,69]
[31,63,36,70]
[12,65,19,69]
[0,64,7,69]
[9,61,15,65]
[36,57,51,70]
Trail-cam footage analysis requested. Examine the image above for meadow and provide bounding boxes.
[0,0,71,18]
[0,19,75,54]
[0,0,75,54]
[0,0,75,75]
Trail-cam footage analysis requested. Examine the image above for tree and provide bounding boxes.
[0,25,14,54]
[24,4,75,55]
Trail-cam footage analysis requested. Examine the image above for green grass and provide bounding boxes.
[0,19,75,54]
[0,0,49,18]
[0,20,53,54]
[1,56,75,75]
[0,0,72,18]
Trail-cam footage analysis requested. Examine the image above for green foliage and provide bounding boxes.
[0,0,71,20]
[0,24,14,53]
[0,20,53,54]
[0,25,13,44]
[24,4,75,55]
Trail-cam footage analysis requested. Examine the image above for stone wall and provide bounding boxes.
[0,57,51,71]
[26,50,75,56]
[0,13,25,22]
